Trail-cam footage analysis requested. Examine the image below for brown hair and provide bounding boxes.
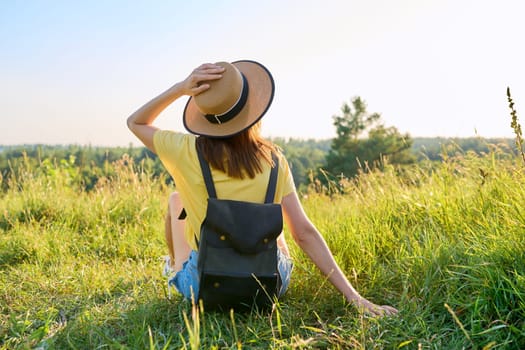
[196,122,279,179]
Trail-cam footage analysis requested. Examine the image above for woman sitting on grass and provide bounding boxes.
[127,59,397,316]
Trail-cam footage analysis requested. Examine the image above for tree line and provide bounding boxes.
[0,97,516,192]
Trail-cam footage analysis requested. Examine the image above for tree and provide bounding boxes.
[272,137,330,187]
[325,97,414,178]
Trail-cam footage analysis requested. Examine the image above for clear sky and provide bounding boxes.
[1,0,525,146]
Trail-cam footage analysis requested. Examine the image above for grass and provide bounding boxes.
[1,144,525,349]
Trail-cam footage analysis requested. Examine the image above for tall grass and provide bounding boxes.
[1,145,524,348]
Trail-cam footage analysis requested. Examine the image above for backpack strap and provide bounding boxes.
[196,144,279,203]
[264,154,279,203]
[196,144,217,199]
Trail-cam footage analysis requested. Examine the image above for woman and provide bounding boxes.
[127,60,397,316]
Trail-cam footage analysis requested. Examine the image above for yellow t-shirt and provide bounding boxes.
[153,130,296,250]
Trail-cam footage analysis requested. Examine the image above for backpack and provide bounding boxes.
[195,146,282,310]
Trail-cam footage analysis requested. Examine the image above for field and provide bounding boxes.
[1,145,525,349]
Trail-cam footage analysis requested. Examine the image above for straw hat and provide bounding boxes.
[183,60,275,138]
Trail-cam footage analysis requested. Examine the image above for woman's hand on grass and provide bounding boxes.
[353,297,398,317]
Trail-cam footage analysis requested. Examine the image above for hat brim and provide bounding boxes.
[183,60,275,138]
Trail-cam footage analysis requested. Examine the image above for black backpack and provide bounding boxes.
[196,146,282,310]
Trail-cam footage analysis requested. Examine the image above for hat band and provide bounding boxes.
[204,73,249,125]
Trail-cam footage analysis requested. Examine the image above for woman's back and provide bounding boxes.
[153,130,295,250]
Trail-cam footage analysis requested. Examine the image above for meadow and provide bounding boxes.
[1,141,524,349]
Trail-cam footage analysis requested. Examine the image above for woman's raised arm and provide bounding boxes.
[126,63,224,152]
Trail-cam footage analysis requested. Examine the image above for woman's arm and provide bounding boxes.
[126,63,225,152]
[281,191,398,317]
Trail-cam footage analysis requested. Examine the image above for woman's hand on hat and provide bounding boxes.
[179,63,225,97]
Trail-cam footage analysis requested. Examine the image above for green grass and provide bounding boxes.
[1,148,524,349]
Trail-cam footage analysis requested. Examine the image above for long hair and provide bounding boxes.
[196,122,279,179]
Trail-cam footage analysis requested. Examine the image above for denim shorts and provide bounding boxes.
[169,249,293,301]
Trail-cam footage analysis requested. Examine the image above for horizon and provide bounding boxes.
[1,1,525,147]
[0,134,518,150]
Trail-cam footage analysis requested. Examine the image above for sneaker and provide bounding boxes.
[163,255,175,277]
[162,256,176,299]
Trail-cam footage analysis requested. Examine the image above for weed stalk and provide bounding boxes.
[507,87,525,165]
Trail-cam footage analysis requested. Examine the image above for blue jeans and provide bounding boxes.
[169,249,293,301]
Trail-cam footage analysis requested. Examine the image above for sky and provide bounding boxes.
[1,0,525,146]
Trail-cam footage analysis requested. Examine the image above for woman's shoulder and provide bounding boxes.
[272,148,290,168]
[271,150,296,196]
[155,130,196,146]
[154,129,195,142]
[154,130,197,158]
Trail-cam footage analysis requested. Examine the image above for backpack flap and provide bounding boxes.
[202,198,283,254]
[199,244,278,277]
